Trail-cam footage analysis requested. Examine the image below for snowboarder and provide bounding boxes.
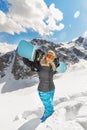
[23,50,60,122]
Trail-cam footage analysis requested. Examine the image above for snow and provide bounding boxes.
[0,43,17,56]
[0,59,87,130]
[61,41,87,53]
[83,31,87,38]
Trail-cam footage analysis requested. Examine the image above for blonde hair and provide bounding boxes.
[47,50,56,58]
[40,50,56,71]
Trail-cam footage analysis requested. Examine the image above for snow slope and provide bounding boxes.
[0,59,87,130]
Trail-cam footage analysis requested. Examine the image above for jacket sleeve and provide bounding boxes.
[23,57,32,67]
[53,57,60,74]
[23,57,40,71]
[53,57,60,68]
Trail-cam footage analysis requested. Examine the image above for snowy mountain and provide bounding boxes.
[74,36,87,49]
[0,37,87,80]
[0,37,87,130]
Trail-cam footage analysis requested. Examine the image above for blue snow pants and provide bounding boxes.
[38,90,55,121]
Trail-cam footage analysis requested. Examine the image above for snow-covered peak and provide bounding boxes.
[83,31,87,38]
[61,36,87,51]
[0,42,17,55]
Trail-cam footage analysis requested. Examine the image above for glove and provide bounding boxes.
[23,57,40,72]
[53,57,60,68]
[34,49,45,62]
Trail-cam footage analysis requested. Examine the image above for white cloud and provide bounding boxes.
[0,11,7,24]
[83,31,87,38]
[74,11,80,19]
[47,4,64,31]
[0,0,64,36]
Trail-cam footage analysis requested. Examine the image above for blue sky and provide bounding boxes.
[0,0,87,44]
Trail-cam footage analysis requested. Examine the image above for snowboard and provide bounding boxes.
[57,61,67,73]
[17,40,39,61]
[17,40,67,73]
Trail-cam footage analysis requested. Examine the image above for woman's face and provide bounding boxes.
[46,57,52,62]
[46,52,55,62]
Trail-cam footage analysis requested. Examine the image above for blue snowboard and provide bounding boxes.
[57,61,67,73]
[17,40,67,73]
[17,40,39,61]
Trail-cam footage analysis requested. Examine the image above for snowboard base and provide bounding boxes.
[57,62,67,73]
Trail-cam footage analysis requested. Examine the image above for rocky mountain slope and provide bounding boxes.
[0,36,87,80]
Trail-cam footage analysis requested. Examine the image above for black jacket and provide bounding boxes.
[23,57,59,92]
[38,66,55,92]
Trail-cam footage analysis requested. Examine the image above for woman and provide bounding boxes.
[23,50,58,122]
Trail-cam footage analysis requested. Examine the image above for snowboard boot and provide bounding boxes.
[40,110,54,122]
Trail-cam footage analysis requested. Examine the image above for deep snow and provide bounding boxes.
[0,59,87,130]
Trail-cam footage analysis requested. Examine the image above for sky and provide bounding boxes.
[0,0,87,44]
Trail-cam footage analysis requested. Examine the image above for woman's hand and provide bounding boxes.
[48,60,56,71]
[47,59,53,64]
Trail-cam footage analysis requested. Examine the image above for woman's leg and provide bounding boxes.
[38,90,55,121]
[50,90,55,104]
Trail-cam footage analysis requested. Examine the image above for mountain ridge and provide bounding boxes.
[0,36,87,80]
